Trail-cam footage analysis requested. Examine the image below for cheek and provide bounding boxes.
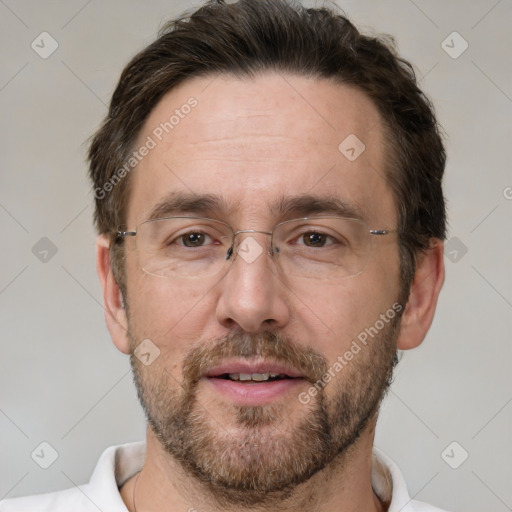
[286,281,361,366]
[346,262,401,336]
[289,252,401,364]
[125,264,215,356]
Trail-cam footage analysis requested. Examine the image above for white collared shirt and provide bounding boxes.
[0,442,449,511]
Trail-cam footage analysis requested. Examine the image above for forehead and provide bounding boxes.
[127,72,395,227]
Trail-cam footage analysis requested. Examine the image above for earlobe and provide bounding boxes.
[96,234,131,354]
[396,240,445,350]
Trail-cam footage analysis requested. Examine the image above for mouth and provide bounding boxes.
[213,372,296,382]
[203,360,306,405]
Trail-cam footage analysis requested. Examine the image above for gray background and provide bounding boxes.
[1,1,511,510]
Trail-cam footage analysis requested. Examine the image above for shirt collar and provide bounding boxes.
[87,442,414,512]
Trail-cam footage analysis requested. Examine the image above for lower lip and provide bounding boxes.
[204,377,305,406]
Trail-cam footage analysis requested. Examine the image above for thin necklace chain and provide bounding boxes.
[132,470,142,512]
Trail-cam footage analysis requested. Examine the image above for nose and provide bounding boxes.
[215,232,291,333]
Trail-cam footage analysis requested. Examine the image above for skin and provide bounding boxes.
[96,72,445,512]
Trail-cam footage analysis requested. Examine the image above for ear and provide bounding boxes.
[396,239,445,350]
[96,234,130,354]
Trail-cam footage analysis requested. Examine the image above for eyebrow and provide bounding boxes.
[270,194,365,221]
[145,191,365,223]
[147,192,232,221]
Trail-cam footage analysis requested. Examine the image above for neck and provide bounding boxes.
[121,421,387,512]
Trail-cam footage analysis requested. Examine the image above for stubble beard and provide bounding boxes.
[129,317,400,506]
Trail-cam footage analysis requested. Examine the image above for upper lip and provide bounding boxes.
[204,359,304,378]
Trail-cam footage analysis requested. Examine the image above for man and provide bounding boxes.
[2,0,448,510]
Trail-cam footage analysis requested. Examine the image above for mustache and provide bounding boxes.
[181,330,329,387]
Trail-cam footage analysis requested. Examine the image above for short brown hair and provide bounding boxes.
[88,0,446,297]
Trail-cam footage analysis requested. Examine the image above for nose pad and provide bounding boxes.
[226,229,274,263]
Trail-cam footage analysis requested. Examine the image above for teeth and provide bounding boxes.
[251,373,270,381]
[228,373,272,381]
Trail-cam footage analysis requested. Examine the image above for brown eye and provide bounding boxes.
[302,232,328,247]
[180,232,208,247]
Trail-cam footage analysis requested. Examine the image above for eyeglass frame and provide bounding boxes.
[116,215,395,270]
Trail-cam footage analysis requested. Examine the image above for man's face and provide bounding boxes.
[122,73,402,502]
